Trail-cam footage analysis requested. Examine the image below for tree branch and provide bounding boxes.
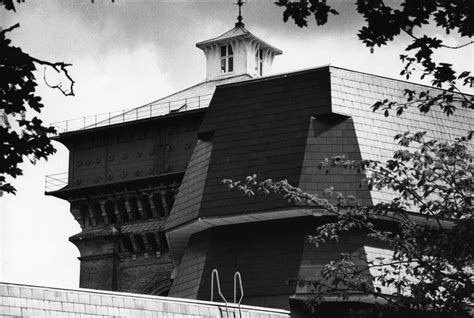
[30,56,75,96]
[1,23,20,35]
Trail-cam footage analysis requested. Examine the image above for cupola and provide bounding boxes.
[196,3,282,81]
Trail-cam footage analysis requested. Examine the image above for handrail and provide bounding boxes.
[233,272,244,318]
[44,172,68,192]
[49,93,213,134]
[210,269,229,318]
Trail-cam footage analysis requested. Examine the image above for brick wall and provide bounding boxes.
[0,282,290,318]
[117,251,173,295]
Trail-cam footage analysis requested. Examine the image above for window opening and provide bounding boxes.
[220,44,234,73]
[105,201,117,223]
[256,49,263,76]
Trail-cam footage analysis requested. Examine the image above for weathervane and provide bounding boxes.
[235,0,246,27]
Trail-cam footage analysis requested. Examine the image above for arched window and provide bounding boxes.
[152,193,165,217]
[128,197,141,220]
[80,205,89,228]
[104,201,117,223]
[140,195,153,219]
[117,198,129,222]
[92,202,104,225]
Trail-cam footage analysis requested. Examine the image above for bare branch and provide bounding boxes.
[2,23,75,96]
[0,23,20,35]
[30,56,75,96]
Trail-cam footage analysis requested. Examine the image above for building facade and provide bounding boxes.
[47,20,472,313]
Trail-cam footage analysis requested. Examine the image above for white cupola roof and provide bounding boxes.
[196,16,282,81]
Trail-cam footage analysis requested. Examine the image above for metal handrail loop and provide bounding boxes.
[211,269,229,318]
[233,272,244,318]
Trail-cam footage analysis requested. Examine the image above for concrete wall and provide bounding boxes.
[0,282,290,318]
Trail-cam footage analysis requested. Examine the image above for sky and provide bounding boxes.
[0,0,472,289]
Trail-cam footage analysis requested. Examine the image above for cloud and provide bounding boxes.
[37,44,175,123]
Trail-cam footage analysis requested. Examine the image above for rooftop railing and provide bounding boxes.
[45,172,68,192]
[51,93,213,133]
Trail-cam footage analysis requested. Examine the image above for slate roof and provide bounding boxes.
[168,139,214,228]
[329,67,473,203]
[166,66,473,231]
[91,74,252,129]
[139,74,252,107]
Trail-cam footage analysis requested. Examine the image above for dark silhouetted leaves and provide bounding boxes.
[0,25,57,194]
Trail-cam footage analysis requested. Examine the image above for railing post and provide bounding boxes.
[210,269,229,318]
[49,93,213,133]
[233,271,244,318]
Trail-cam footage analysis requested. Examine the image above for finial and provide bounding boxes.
[235,0,245,27]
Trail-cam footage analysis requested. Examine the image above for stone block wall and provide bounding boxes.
[0,282,290,318]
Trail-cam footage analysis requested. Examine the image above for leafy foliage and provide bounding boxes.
[275,0,474,117]
[276,0,339,27]
[267,1,474,315]
[0,25,56,194]
[223,134,473,316]
[1,3,74,194]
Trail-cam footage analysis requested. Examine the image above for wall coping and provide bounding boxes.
[1,281,290,315]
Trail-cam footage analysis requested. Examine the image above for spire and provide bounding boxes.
[235,0,245,27]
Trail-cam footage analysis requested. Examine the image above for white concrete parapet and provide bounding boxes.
[0,282,290,318]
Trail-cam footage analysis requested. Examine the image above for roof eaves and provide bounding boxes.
[217,64,332,89]
[195,25,249,48]
[196,26,282,55]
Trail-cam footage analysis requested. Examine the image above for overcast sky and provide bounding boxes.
[1,0,472,289]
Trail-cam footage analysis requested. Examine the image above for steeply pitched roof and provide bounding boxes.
[165,65,473,265]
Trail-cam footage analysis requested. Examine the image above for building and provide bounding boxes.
[46,13,472,316]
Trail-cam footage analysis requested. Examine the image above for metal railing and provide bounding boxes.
[233,272,244,318]
[51,93,213,133]
[45,172,68,192]
[211,269,229,318]
[210,269,245,318]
